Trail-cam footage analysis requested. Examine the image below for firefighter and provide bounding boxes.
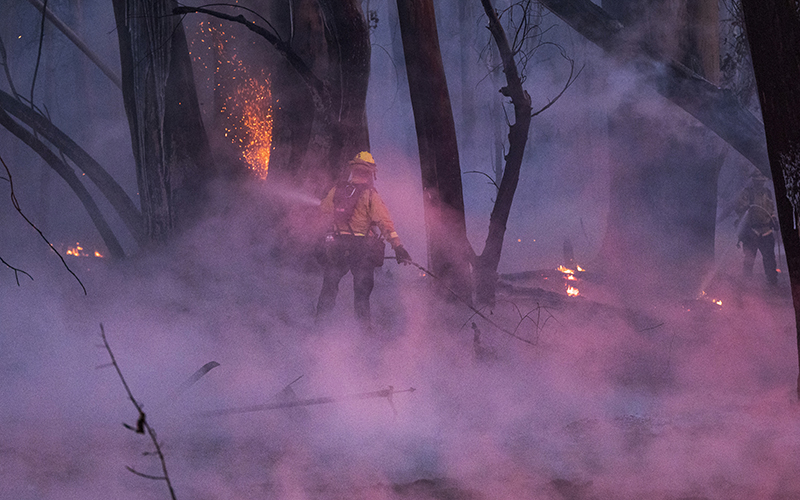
[315,151,412,330]
[735,171,778,285]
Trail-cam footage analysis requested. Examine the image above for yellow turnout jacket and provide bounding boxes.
[320,181,402,248]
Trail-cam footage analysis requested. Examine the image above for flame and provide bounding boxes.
[576,265,585,272]
[226,74,273,178]
[559,265,582,296]
[65,242,103,258]
[192,22,273,179]
[557,265,575,275]
[65,244,82,257]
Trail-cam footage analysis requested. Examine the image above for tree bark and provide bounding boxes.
[114,0,215,242]
[740,0,800,398]
[317,0,371,179]
[396,0,473,300]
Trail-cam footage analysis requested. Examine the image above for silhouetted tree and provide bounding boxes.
[740,0,800,397]
[396,0,577,304]
[396,0,474,300]
[114,0,216,242]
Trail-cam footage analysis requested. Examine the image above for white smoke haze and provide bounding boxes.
[3,1,800,499]
[3,190,800,499]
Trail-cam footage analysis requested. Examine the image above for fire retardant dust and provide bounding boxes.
[2,176,799,500]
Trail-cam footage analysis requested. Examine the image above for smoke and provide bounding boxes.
[3,196,799,499]
[3,1,800,499]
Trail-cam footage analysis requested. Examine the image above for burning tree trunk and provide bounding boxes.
[396,0,474,300]
[113,0,215,242]
[474,0,533,305]
[739,0,800,398]
[174,2,371,190]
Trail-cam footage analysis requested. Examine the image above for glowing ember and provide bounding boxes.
[223,72,273,179]
[557,265,575,275]
[576,265,585,272]
[65,242,103,258]
[192,22,273,179]
[698,291,723,308]
[558,265,583,296]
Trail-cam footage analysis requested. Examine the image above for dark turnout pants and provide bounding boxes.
[741,230,777,285]
[316,235,376,328]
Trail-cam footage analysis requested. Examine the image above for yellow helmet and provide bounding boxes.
[349,151,376,169]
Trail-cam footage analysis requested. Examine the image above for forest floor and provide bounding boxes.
[2,229,800,499]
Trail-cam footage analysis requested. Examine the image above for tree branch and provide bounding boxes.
[0,89,144,245]
[173,4,331,116]
[25,0,122,89]
[0,108,125,262]
[0,153,86,293]
[100,324,177,500]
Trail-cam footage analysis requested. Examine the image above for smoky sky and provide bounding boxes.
[3,1,800,499]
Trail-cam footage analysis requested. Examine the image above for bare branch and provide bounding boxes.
[125,466,168,481]
[100,324,177,500]
[25,0,122,88]
[30,0,48,109]
[0,255,33,285]
[465,170,501,192]
[173,3,331,116]
[532,55,583,117]
[0,153,86,294]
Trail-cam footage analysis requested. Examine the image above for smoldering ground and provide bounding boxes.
[2,175,800,500]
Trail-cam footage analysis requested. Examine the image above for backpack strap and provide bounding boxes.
[332,182,368,234]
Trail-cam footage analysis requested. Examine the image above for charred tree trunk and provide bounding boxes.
[540,0,769,174]
[316,0,371,182]
[396,0,473,300]
[113,0,215,242]
[475,0,533,305]
[0,90,144,245]
[0,109,125,259]
[265,0,322,187]
[175,2,370,192]
[594,0,724,299]
[740,0,800,398]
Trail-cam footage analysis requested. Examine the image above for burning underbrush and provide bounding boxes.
[2,210,800,499]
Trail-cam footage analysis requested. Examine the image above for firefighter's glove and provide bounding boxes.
[394,245,412,265]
